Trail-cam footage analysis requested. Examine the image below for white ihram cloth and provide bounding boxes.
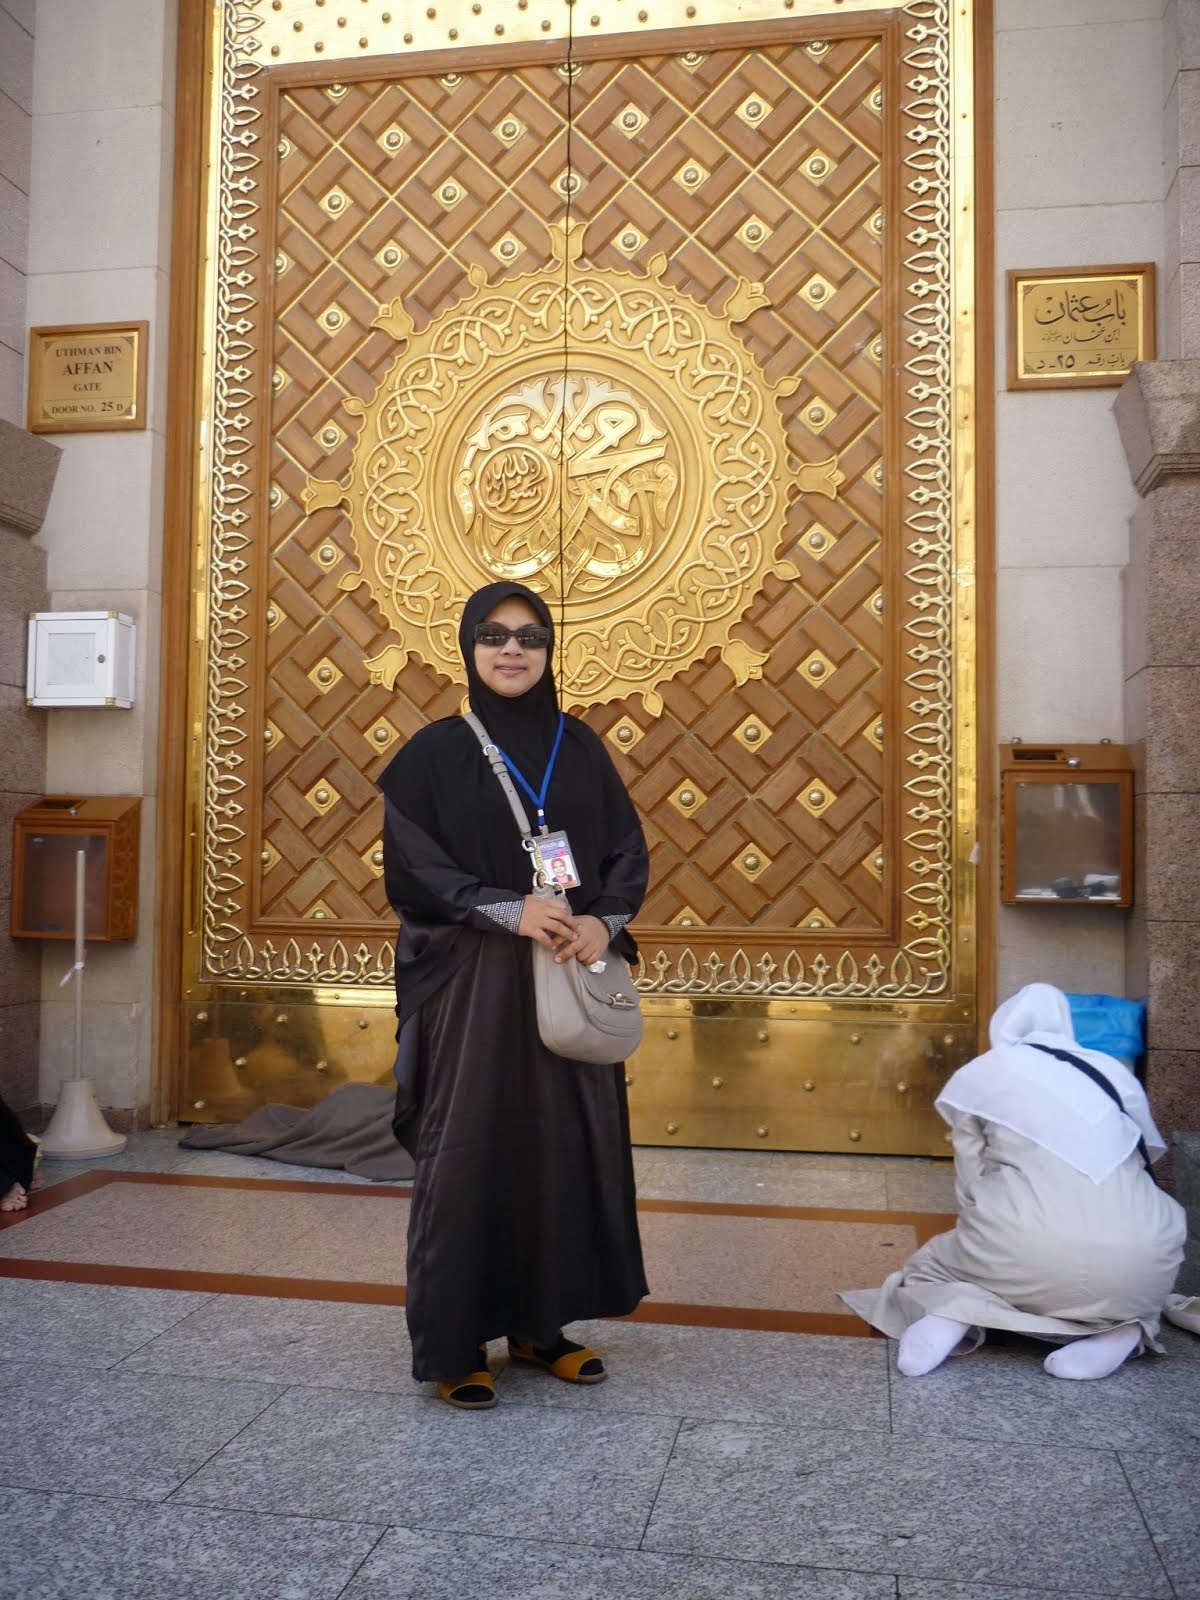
[840,985,1187,1349]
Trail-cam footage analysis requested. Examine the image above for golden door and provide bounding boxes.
[174,0,984,1154]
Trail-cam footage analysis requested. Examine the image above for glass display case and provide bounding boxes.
[11,796,141,940]
[1000,744,1133,908]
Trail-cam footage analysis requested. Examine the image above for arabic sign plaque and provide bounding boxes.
[1007,265,1155,391]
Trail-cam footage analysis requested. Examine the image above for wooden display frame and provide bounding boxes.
[999,746,1133,908]
[11,797,142,941]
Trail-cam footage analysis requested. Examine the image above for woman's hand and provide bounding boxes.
[518,894,577,950]
[553,914,610,967]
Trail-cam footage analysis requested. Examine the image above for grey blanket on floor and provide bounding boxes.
[178,1083,413,1181]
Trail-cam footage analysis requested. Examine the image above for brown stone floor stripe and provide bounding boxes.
[3,1170,953,1225]
[1,1170,417,1215]
[0,1170,954,1337]
[0,1257,881,1337]
[623,1300,885,1337]
[0,1255,409,1304]
[634,1196,953,1247]
[0,1260,883,1337]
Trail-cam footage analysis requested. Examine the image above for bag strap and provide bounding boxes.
[1027,1041,1157,1183]
[462,711,534,836]
[462,712,549,889]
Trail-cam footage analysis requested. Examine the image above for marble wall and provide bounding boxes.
[0,1,46,1116]
[993,0,1165,1000]
[0,423,54,1116]
[1164,0,1200,354]
[24,0,177,1123]
[0,1,31,426]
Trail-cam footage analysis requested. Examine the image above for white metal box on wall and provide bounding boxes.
[26,612,137,708]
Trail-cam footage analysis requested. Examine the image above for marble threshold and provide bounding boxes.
[0,1170,955,1338]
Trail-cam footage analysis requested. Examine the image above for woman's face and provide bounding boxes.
[473,595,549,699]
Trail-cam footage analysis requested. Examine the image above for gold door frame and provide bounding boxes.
[158,0,994,1154]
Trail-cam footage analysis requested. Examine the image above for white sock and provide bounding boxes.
[897,1314,972,1376]
[1043,1323,1142,1381]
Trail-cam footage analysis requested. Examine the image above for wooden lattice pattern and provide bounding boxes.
[255,34,898,958]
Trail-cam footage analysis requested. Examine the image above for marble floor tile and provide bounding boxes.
[342,1525,895,1599]
[642,1422,1173,1594]
[882,1161,957,1213]
[35,1129,233,1181]
[35,1126,183,1184]
[136,1150,378,1185]
[118,1299,887,1427]
[898,1583,1149,1600]
[771,1169,895,1209]
[0,1486,386,1600]
[6,1176,913,1321]
[38,1130,935,1214]
[246,1192,408,1281]
[728,1166,894,1210]
[2,1182,407,1280]
[118,1293,413,1391]
[0,1363,286,1501]
[638,1209,917,1314]
[0,1277,213,1368]
[496,1319,890,1432]
[173,1385,679,1548]
[633,1148,892,1209]
[889,1333,1200,1453]
[1119,1447,1200,1600]
[38,1127,378,1187]
[1,1184,301,1272]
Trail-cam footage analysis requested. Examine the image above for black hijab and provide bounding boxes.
[459,581,560,784]
[380,579,642,902]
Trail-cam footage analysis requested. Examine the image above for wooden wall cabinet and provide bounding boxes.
[999,745,1133,908]
[11,796,141,941]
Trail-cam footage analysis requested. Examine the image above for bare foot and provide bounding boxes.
[0,1182,28,1212]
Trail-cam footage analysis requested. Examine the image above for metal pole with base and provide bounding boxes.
[38,848,126,1160]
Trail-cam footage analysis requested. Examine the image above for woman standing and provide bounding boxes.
[842,984,1186,1380]
[378,581,649,1407]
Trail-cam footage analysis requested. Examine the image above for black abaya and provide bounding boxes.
[377,583,650,1382]
[399,933,646,1379]
[0,1096,38,1200]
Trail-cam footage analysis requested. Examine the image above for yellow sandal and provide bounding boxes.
[437,1346,497,1409]
[507,1336,607,1384]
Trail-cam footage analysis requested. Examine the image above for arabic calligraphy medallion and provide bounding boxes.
[304,221,840,710]
[455,371,680,592]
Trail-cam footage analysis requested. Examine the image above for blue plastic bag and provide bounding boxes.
[1065,992,1145,1068]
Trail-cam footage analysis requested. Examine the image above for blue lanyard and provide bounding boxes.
[498,712,565,833]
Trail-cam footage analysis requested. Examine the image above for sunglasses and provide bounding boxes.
[473,624,552,649]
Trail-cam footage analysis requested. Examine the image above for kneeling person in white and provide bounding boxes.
[841,984,1186,1379]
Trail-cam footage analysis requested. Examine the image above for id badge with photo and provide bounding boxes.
[535,831,581,889]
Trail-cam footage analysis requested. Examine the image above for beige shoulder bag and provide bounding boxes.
[463,713,642,1066]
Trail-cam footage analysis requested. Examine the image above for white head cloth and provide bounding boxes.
[934,982,1165,1184]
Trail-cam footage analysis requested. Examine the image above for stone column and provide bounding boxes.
[0,419,58,1114]
[1110,2,1200,1215]
[1115,364,1200,1155]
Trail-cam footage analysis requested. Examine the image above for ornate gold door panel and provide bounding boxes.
[179,0,981,1155]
